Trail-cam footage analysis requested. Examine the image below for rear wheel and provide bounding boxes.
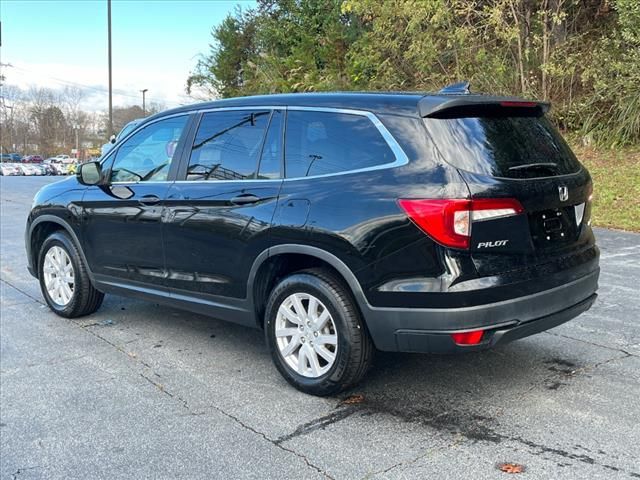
[38,231,104,318]
[265,268,373,396]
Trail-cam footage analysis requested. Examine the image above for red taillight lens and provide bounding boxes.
[500,101,538,108]
[398,198,524,249]
[398,199,471,249]
[451,330,484,345]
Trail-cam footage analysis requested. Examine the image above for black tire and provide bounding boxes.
[265,268,374,396]
[38,231,104,318]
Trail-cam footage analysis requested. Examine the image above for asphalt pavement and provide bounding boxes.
[1,176,639,479]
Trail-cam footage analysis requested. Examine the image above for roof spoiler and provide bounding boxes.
[420,92,551,118]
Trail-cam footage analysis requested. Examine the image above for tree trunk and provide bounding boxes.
[509,0,527,95]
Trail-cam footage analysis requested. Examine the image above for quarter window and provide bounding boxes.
[187,110,270,181]
[109,116,187,183]
[284,111,395,178]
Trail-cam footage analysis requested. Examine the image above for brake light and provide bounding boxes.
[500,101,538,108]
[398,198,524,249]
[451,330,485,345]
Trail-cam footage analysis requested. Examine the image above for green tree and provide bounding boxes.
[186,0,640,146]
[187,7,258,98]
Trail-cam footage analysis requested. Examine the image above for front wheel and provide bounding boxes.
[38,231,104,318]
[265,268,374,396]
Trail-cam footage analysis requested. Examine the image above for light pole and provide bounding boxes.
[107,0,113,137]
[140,88,148,116]
[72,124,80,161]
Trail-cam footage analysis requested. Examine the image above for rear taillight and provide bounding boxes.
[575,184,593,227]
[398,198,524,249]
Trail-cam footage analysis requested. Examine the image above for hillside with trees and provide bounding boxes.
[187,0,640,147]
[0,82,162,159]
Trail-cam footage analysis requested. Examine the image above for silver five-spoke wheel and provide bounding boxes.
[275,292,338,378]
[43,245,75,306]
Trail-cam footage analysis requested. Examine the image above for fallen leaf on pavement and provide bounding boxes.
[498,463,525,474]
[341,394,365,405]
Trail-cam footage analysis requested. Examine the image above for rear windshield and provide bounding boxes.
[424,115,581,179]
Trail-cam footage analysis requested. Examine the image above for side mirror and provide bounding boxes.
[110,134,117,144]
[77,161,102,186]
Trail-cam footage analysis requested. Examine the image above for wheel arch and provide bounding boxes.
[248,244,369,328]
[28,215,91,281]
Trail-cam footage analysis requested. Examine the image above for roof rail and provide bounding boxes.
[438,81,470,95]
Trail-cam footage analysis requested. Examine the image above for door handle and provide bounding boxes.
[139,194,161,206]
[230,194,261,206]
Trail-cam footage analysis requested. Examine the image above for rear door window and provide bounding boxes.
[187,110,270,181]
[284,110,395,178]
[424,115,581,179]
[257,110,283,179]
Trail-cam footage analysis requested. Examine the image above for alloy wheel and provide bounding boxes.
[275,292,338,378]
[43,245,75,306]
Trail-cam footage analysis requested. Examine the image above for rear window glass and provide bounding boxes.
[424,115,581,178]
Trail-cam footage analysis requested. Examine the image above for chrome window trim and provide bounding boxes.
[182,105,409,182]
[106,105,409,185]
[109,181,175,185]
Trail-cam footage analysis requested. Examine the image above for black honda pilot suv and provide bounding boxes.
[26,84,599,395]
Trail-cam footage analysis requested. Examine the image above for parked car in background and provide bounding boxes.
[22,155,44,164]
[40,164,57,175]
[66,163,78,175]
[101,119,143,157]
[0,163,22,176]
[26,87,599,395]
[17,164,41,175]
[1,153,22,162]
[44,158,67,175]
[31,164,51,176]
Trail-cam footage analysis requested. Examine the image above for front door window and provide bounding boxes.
[109,116,188,183]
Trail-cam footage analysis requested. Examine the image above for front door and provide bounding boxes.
[81,114,190,289]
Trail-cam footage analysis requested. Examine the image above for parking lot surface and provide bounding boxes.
[1,176,639,479]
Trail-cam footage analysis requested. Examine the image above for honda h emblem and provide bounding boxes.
[558,185,569,202]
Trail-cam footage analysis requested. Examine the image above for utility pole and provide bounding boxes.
[107,0,113,137]
[140,88,148,116]
[73,124,79,161]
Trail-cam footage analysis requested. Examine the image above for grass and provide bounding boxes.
[571,144,640,232]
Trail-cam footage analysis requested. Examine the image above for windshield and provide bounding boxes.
[424,115,581,179]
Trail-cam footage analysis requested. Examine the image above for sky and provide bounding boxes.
[0,0,256,111]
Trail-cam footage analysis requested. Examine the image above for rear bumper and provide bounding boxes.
[362,267,599,353]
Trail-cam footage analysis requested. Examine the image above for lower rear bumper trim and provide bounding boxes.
[393,293,597,354]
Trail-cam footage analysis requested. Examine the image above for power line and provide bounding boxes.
[4,63,190,108]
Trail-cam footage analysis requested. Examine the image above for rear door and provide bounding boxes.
[162,108,283,315]
[423,105,593,274]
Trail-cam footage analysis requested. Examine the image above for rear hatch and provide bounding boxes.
[421,97,594,275]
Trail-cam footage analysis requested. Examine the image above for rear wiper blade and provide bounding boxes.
[508,162,558,171]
